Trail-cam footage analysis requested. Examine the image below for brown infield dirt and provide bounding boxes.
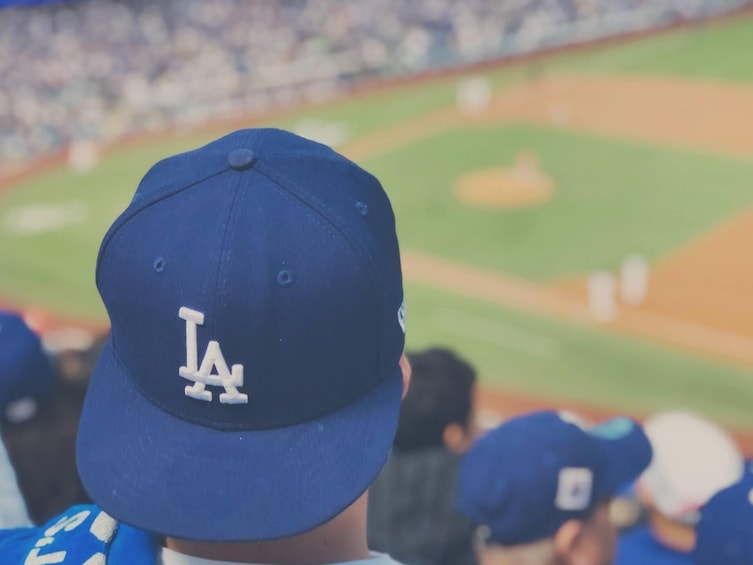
[5,71,753,449]
[455,155,554,209]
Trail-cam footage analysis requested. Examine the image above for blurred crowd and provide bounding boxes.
[2,319,753,564]
[1,0,750,165]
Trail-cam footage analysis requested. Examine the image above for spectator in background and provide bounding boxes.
[0,310,53,527]
[615,411,743,565]
[2,369,91,525]
[692,469,753,565]
[458,411,652,565]
[0,311,92,525]
[368,347,478,565]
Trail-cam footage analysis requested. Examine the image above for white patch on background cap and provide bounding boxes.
[748,488,753,506]
[397,302,406,334]
[5,397,38,424]
[556,467,593,511]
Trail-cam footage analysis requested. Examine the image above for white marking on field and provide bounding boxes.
[4,201,89,235]
[434,308,560,359]
[293,120,349,148]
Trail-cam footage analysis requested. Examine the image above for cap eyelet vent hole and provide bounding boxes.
[277,270,294,286]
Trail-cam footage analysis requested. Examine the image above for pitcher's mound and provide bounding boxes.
[456,152,554,209]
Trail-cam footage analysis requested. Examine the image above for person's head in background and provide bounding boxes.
[692,470,753,565]
[457,411,652,565]
[0,312,96,524]
[637,410,743,553]
[48,329,109,387]
[394,347,477,454]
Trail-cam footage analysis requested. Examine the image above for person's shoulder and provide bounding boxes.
[0,504,158,565]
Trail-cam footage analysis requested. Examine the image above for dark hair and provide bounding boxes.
[394,347,476,452]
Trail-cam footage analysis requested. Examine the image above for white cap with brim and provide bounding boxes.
[639,410,743,524]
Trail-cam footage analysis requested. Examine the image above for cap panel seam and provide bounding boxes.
[251,161,386,370]
[211,174,244,332]
[96,168,229,290]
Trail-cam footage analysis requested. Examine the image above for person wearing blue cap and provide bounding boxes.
[456,411,653,565]
[0,311,54,429]
[0,310,54,529]
[0,129,410,564]
[692,470,753,565]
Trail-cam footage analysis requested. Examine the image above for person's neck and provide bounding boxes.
[647,509,695,553]
[165,494,371,565]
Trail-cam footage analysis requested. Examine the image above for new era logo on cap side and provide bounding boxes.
[179,307,248,405]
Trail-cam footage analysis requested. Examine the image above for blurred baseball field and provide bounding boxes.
[2,16,753,427]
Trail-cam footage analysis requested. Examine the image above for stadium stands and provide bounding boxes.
[0,0,749,165]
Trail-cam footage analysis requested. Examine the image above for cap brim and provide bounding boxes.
[77,339,402,541]
[590,419,653,501]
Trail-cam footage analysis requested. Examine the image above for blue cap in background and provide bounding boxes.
[693,470,753,565]
[457,410,652,546]
[0,311,53,425]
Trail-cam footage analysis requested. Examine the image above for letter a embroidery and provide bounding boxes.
[178,307,248,404]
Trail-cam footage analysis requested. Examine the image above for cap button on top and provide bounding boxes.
[228,148,256,171]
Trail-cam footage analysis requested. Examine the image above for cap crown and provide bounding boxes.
[96,129,404,431]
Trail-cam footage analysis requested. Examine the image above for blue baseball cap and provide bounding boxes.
[76,129,405,542]
[693,470,753,565]
[0,311,53,424]
[457,411,652,546]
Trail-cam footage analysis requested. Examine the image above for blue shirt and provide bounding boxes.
[616,526,692,565]
[0,505,403,565]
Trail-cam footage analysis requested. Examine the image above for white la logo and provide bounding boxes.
[178,307,248,405]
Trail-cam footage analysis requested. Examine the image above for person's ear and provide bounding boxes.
[399,353,412,399]
[635,480,654,510]
[554,519,585,564]
[443,422,468,454]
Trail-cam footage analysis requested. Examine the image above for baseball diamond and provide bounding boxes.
[2,12,753,438]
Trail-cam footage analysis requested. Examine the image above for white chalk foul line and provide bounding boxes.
[403,250,753,368]
[434,308,560,359]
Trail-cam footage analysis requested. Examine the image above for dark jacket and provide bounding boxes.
[368,448,477,565]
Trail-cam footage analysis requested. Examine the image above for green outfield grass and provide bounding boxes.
[560,15,753,82]
[366,124,753,279]
[2,14,753,422]
[405,282,753,428]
